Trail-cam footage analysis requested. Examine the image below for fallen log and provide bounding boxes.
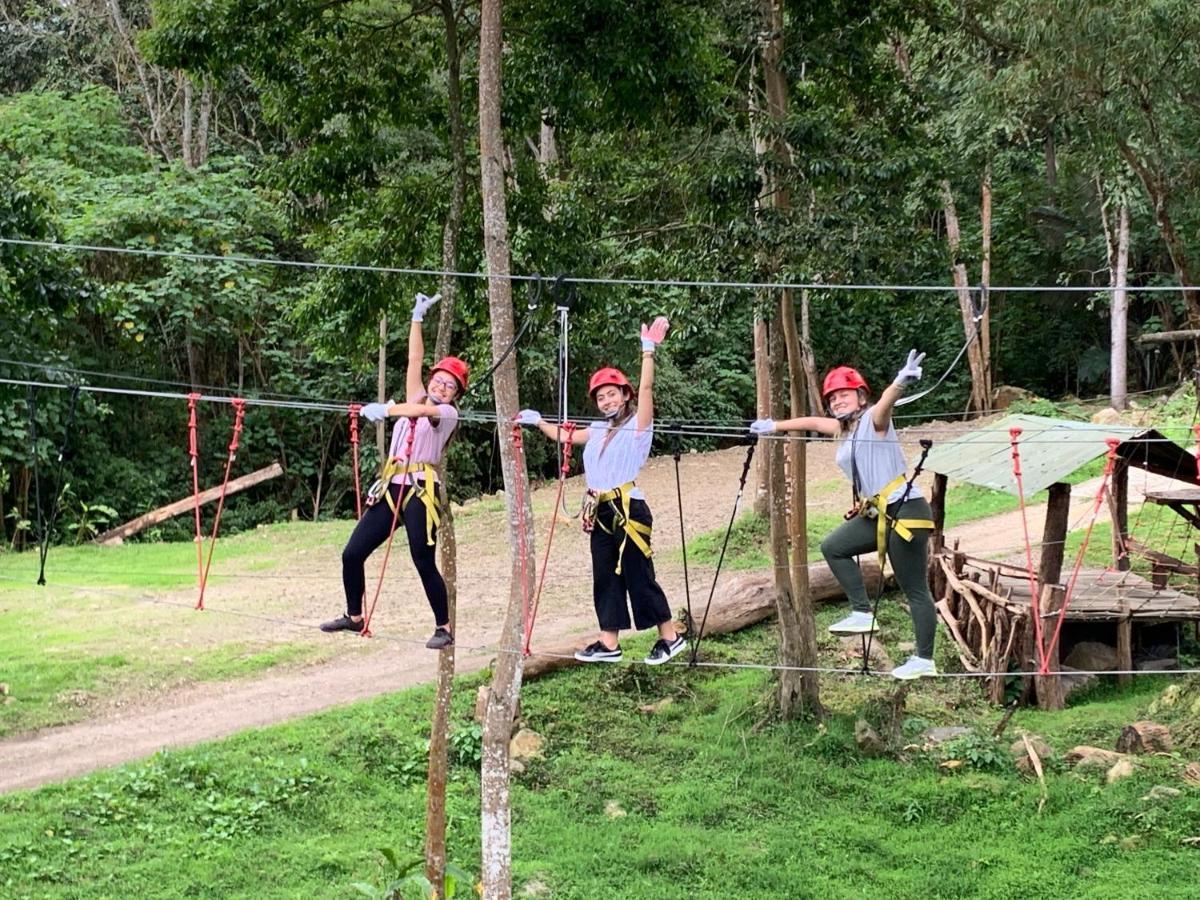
[93,462,285,546]
[521,558,886,680]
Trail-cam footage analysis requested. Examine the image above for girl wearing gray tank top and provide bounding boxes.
[749,350,939,681]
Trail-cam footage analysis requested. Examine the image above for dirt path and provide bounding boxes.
[0,433,1157,793]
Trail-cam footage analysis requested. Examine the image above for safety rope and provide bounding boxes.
[895,286,986,409]
[669,428,694,654]
[195,398,247,611]
[35,385,80,586]
[689,440,757,665]
[523,422,576,655]
[1007,427,1045,672]
[360,415,418,637]
[25,386,44,566]
[1040,438,1121,673]
[348,404,363,520]
[187,393,204,594]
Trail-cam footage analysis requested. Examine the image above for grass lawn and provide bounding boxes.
[1,608,1197,898]
[0,523,358,737]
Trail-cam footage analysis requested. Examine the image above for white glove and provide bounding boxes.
[894,349,925,387]
[412,292,441,323]
[749,418,776,435]
[515,409,543,426]
[640,316,669,353]
[361,401,392,422]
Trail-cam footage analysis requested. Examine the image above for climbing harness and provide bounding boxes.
[690,439,757,665]
[366,455,441,546]
[861,438,934,672]
[593,482,654,574]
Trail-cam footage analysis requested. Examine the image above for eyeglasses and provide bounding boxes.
[430,376,459,393]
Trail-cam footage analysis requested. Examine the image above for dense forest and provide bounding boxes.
[4,0,1200,545]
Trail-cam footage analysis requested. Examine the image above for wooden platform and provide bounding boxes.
[979,565,1200,622]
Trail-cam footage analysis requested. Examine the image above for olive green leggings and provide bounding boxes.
[819,497,935,658]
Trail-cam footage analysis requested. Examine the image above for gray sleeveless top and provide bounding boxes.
[834,405,922,504]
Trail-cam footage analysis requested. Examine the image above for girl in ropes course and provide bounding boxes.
[749,349,938,680]
[515,316,687,665]
[320,292,467,650]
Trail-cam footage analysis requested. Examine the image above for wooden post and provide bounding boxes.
[930,473,948,549]
[1116,599,1133,689]
[1035,584,1065,710]
[1038,482,1071,588]
[1110,458,1130,571]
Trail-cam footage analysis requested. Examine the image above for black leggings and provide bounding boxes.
[341,482,447,625]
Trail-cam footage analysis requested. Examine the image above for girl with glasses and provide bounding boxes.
[321,292,469,650]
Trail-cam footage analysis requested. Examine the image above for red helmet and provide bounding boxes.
[589,366,632,400]
[431,356,469,392]
[822,366,869,404]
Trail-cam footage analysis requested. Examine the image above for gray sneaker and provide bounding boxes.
[425,627,454,650]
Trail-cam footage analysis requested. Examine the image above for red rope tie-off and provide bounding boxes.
[510,424,534,650]
[348,404,363,520]
[360,415,415,638]
[1009,427,1044,671]
[196,398,246,610]
[187,393,204,593]
[1041,437,1121,674]
[523,421,576,655]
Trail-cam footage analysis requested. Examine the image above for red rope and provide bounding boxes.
[348,404,363,520]
[523,421,576,655]
[360,415,415,637]
[187,393,204,594]
[196,399,247,611]
[1041,437,1120,673]
[1009,427,1043,671]
[510,424,534,647]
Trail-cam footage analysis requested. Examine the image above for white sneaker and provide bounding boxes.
[891,656,937,680]
[828,611,877,634]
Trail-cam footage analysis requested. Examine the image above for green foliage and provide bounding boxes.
[935,732,1008,772]
[351,849,475,900]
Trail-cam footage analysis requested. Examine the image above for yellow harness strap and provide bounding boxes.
[863,475,935,569]
[380,458,440,546]
[596,481,652,574]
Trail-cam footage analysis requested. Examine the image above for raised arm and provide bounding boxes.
[637,316,669,432]
[406,293,440,401]
[871,349,924,434]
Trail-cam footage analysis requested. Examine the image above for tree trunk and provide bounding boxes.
[753,317,770,516]
[753,0,820,718]
[425,1,469,885]
[979,167,993,399]
[1110,202,1130,410]
[479,2,536,895]
[799,289,822,414]
[1116,140,1200,330]
[940,180,989,414]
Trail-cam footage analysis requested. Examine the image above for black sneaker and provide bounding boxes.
[319,614,365,634]
[573,640,623,663]
[644,636,687,666]
[426,627,454,650]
